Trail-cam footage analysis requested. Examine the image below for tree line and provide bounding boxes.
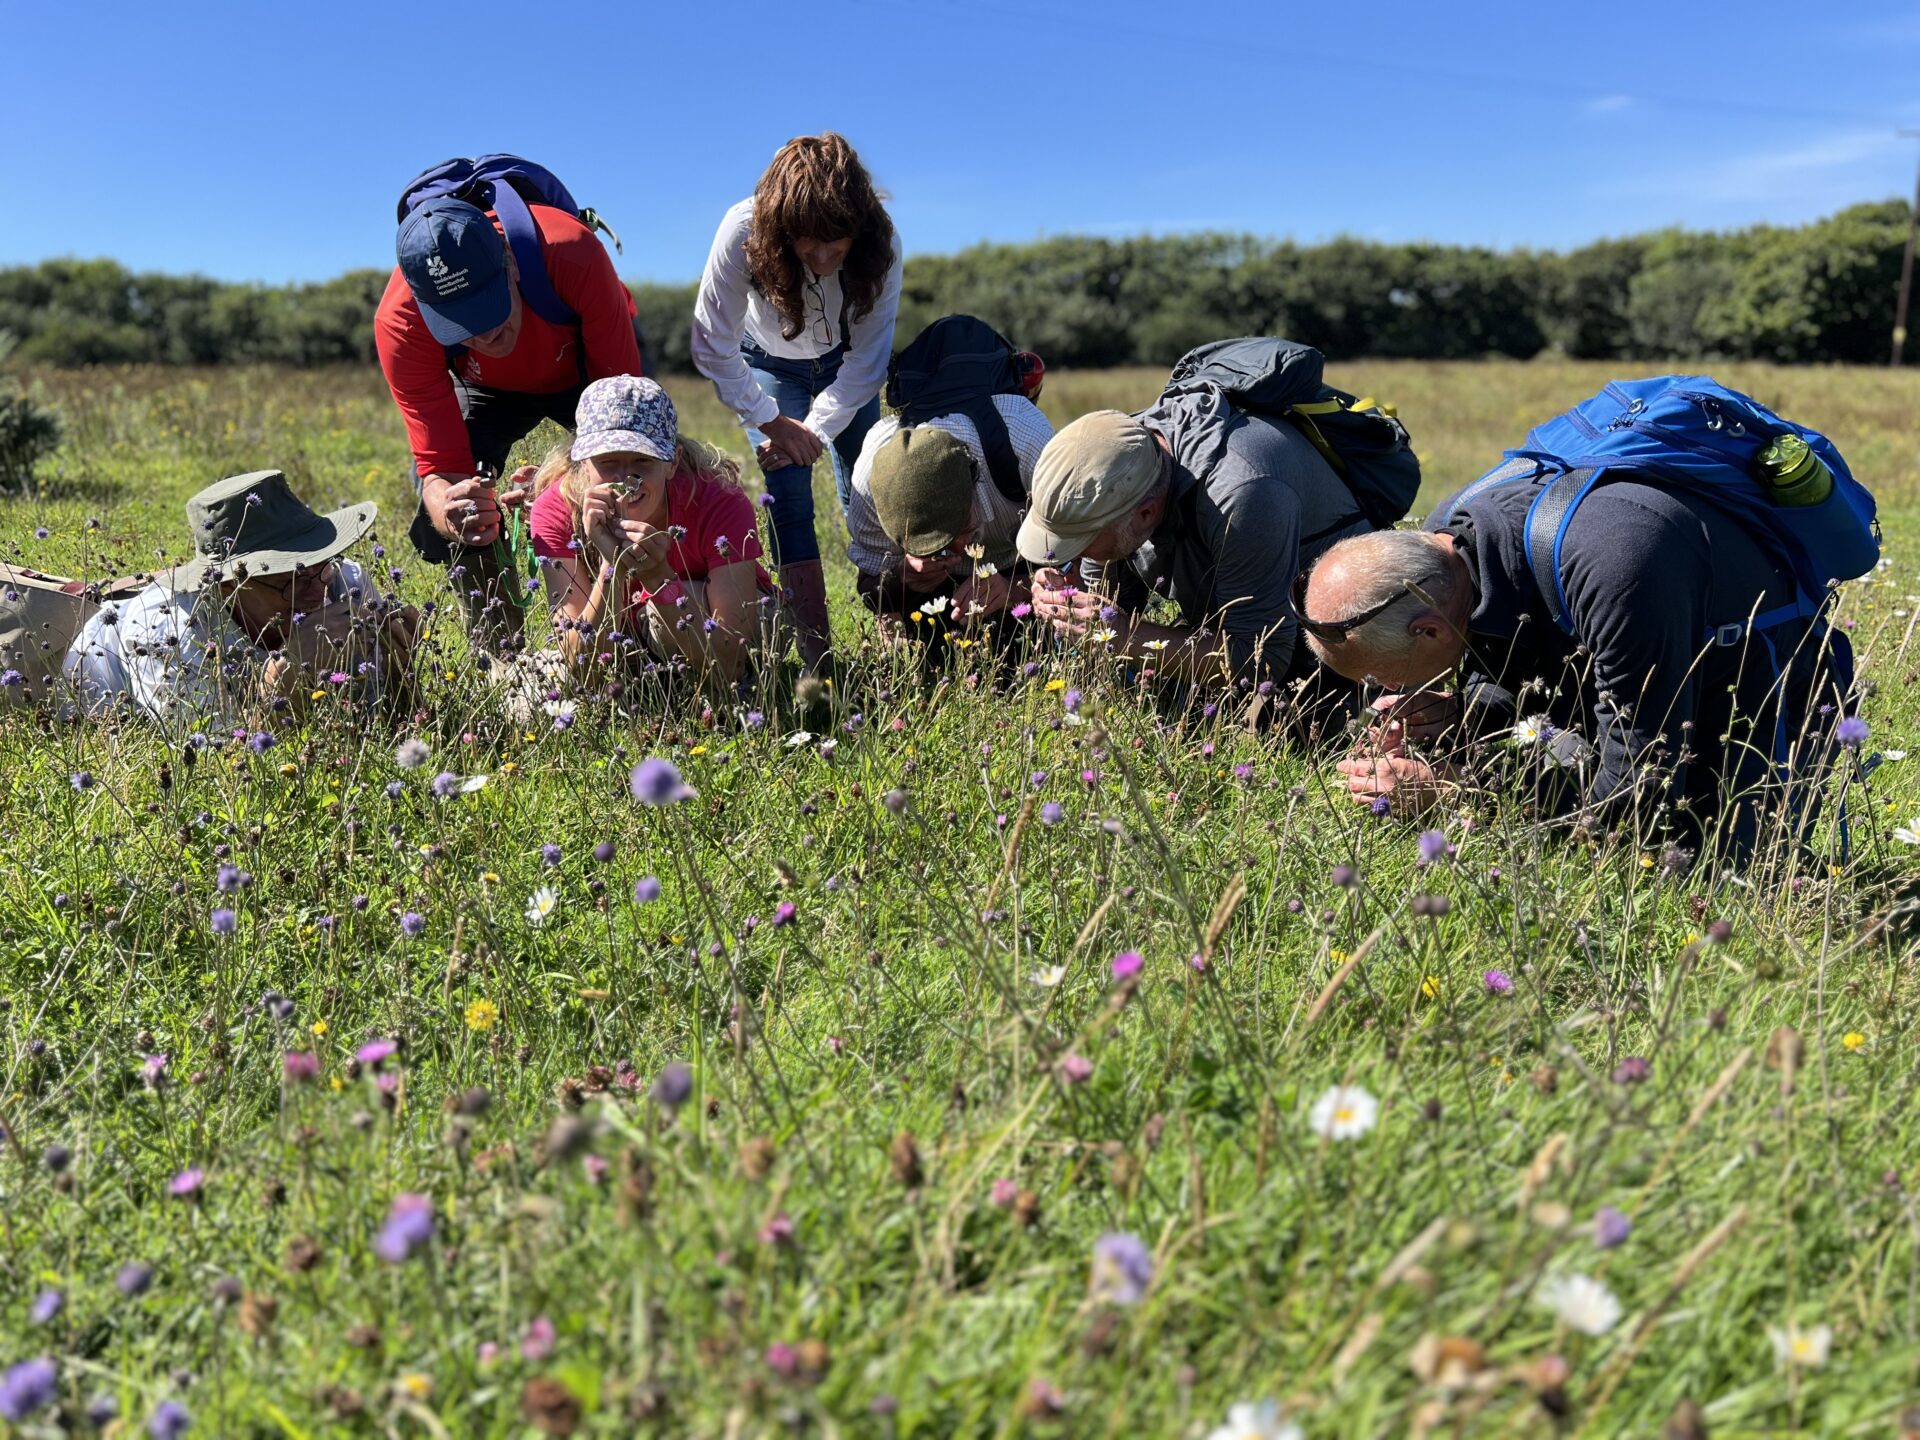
[3,200,1912,372]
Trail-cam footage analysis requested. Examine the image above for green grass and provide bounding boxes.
[0,360,1916,1437]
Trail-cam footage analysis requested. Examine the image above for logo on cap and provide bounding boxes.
[425,254,449,281]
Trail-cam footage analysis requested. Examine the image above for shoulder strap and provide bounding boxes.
[489,183,577,330]
[1520,466,1601,635]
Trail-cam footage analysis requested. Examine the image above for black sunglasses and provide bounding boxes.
[1289,570,1403,643]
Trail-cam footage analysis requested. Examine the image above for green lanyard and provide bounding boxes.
[492,502,540,611]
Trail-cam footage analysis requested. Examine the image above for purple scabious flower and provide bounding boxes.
[29,1288,63,1325]
[247,731,275,755]
[630,757,696,805]
[1369,795,1392,817]
[593,840,616,863]
[1330,864,1357,889]
[540,843,563,868]
[1483,969,1513,994]
[210,908,237,936]
[148,1399,191,1439]
[116,1261,155,1296]
[70,771,94,792]
[1613,1056,1652,1085]
[1416,830,1450,865]
[1062,689,1082,714]
[1039,802,1065,826]
[374,1193,435,1263]
[1232,763,1254,781]
[399,911,426,938]
[1090,1231,1153,1305]
[215,863,250,892]
[650,1061,693,1110]
[0,1357,58,1422]
[1593,1205,1632,1250]
[1836,715,1869,748]
[1029,770,1048,788]
[430,771,461,800]
[771,900,798,927]
[395,738,430,770]
[633,875,661,903]
[384,780,405,800]
[169,1168,205,1198]
[1111,950,1144,981]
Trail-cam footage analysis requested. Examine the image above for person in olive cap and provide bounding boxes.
[65,471,419,724]
[846,391,1052,644]
[1020,402,1370,695]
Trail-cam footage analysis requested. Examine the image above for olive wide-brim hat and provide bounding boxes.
[172,470,378,590]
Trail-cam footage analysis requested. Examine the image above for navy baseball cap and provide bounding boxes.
[396,199,511,346]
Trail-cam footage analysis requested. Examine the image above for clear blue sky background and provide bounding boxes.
[6,0,1919,284]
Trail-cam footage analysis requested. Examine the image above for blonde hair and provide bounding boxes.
[541,438,747,547]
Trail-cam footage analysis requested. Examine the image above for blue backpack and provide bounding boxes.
[1450,377,1879,652]
[395,155,622,339]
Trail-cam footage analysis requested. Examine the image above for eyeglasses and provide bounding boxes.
[1289,570,1403,644]
[242,561,336,605]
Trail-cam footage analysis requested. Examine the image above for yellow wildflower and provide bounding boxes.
[1421,974,1441,998]
[398,1372,433,1400]
[464,998,499,1032]
[1045,678,1066,692]
[309,1019,328,1037]
[1842,1032,1866,1051]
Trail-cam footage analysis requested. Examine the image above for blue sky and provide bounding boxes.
[6,0,1919,284]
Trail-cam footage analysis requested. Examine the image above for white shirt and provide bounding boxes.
[690,197,904,445]
[846,394,1053,578]
[64,558,380,725]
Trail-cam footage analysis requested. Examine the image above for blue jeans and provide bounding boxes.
[742,340,881,566]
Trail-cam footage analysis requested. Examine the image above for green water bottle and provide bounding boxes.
[1753,434,1833,507]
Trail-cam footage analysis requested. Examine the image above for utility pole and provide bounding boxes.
[1895,129,1920,366]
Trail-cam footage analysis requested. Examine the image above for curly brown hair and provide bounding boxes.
[745,133,895,343]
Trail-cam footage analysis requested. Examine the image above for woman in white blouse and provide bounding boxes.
[691,132,902,667]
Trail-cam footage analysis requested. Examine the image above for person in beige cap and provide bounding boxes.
[64,470,419,724]
[1018,378,1392,700]
[846,388,1052,646]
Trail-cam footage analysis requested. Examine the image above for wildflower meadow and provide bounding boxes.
[1,360,1917,1436]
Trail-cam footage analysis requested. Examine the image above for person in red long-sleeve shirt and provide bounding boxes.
[376,197,644,650]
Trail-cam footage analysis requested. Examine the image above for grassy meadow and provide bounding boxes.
[0,358,1917,1437]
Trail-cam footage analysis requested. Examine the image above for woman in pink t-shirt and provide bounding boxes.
[524,375,772,686]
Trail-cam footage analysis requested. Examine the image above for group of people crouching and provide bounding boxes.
[48,130,1873,866]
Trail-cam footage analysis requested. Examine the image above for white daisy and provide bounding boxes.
[1205,1400,1302,1440]
[1141,638,1169,652]
[964,543,987,561]
[785,731,815,748]
[1767,1322,1833,1369]
[459,774,490,794]
[974,561,999,579]
[524,887,559,927]
[543,698,575,721]
[1538,1273,1622,1336]
[1306,1085,1379,1141]
[1029,965,1067,987]
[1881,749,1907,761]
[1894,819,1920,846]
[1510,715,1552,746]
[919,595,949,616]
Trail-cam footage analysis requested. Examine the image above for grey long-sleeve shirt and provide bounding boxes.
[1084,384,1371,684]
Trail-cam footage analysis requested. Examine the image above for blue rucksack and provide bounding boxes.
[1450,377,1880,651]
[395,155,622,337]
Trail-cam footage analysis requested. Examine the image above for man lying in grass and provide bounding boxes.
[64,470,420,726]
[1301,511,1852,863]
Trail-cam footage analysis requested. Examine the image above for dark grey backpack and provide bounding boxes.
[1166,337,1420,533]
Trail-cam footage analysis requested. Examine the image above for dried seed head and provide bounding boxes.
[888,1132,924,1188]
[739,1136,776,1181]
